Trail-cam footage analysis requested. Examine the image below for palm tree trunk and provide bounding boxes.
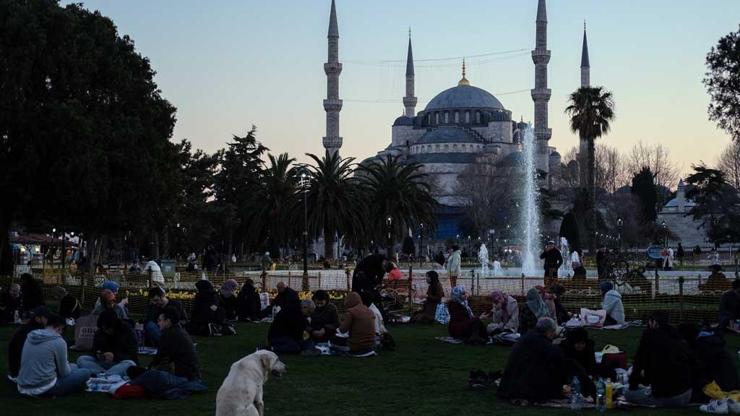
[588,137,597,254]
[324,230,334,260]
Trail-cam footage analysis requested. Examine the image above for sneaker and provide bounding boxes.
[728,399,740,414]
[701,400,729,414]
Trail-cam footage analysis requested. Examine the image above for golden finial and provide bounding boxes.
[458,58,470,86]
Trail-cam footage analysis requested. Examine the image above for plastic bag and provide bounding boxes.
[435,303,450,325]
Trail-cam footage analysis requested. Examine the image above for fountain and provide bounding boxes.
[478,243,490,277]
[559,237,571,277]
[520,126,541,276]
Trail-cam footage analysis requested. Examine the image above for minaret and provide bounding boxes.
[531,0,552,173]
[578,21,591,187]
[403,30,417,117]
[323,0,343,155]
[580,22,590,87]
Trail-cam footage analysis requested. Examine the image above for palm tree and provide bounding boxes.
[358,155,438,259]
[250,153,299,256]
[565,86,616,251]
[305,151,366,259]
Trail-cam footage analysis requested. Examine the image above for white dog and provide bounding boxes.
[216,350,287,416]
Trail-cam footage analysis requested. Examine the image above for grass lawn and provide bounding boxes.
[2,323,740,416]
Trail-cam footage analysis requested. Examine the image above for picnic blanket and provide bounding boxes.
[86,375,128,394]
[138,346,158,355]
[435,336,464,344]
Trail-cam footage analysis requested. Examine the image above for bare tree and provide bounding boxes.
[561,146,579,165]
[455,160,517,239]
[717,140,740,189]
[625,141,680,189]
[595,144,627,193]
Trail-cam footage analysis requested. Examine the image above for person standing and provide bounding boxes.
[596,246,609,280]
[676,243,685,267]
[445,245,462,289]
[539,241,563,283]
[663,247,674,271]
[143,259,164,287]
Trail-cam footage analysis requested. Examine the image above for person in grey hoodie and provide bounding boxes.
[17,314,93,396]
[600,281,625,325]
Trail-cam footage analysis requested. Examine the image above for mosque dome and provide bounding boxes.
[425,84,504,111]
[393,115,413,126]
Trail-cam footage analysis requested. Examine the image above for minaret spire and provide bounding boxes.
[403,31,417,117]
[531,0,552,173]
[458,59,470,86]
[581,21,590,87]
[323,0,343,154]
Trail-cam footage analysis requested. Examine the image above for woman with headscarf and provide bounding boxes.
[236,279,262,322]
[600,281,625,325]
[481,290,519,334]
[188,280,229,336]
[412,271,445,323]
[519,287,552,335]
[268,288,311,354]
[548,284,570,325]
[219,279,239,320]
[447,285,487,343]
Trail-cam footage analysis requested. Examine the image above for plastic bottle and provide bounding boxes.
[596,378,606,413]
[605,379,614,409]
[570,376,583,410]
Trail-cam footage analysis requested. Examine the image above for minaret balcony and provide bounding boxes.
[530,89,551,101]
[531,49,551,64]
[323,99,343,111]
[324,62,343,75]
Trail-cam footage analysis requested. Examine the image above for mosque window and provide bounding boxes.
[435,112,440,124]
[476,111,481,123]
[465,111,470,123]
[444,144,449,151]
[454,111,459,123]
[444,112,449,123]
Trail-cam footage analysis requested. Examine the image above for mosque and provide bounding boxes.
[320,0,592,239]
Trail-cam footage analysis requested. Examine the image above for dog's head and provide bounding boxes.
[256,350,287,381]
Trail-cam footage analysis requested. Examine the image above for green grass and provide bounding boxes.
[2,324,740,416]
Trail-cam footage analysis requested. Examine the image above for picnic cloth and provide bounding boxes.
[86,375,128,394]
[138,346,158,355]
[435,336,464,344]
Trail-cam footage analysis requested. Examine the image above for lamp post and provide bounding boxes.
[300,170,309,289]
[660,220,667,247]
[616,217,623,251]
[418,223,424,267]
[386,216,393,259]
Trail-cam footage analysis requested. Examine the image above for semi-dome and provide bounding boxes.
[416,126,481,145]
[393,115,413,126]
[425,84,504,111]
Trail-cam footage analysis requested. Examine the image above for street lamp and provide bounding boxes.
[300,170,309,284]
[616,217,623,250]
[386,216,393,258]
[660,220,667,247]
[418,223,424,266]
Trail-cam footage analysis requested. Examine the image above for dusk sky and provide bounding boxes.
[66,0,740,178]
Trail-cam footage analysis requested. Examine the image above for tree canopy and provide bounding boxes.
[704,25,740,142]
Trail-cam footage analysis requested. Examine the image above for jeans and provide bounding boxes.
[625,387,692,407]
[145,321,161,346]
[45,368,94,396]
[76,356,136,377]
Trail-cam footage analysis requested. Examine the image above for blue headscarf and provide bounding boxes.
[526,288,550,319]
[101,280,120,293]
[451,284,473,318]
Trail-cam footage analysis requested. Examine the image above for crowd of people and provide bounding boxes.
[2,250,740,411]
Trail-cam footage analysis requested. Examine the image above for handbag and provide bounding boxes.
[579,308,606,328]
[435,303,450,325]
[74,314,99,351]
[601,345,628,369]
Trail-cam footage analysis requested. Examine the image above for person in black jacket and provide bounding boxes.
[187,280,230,336]
[236,279,262,322]
[539,242,563,279]
[626,311,692,407]
[560,327,597,377]
[309,290,339,343]
[718,279,740,331]
[218,279,239,321]
[76,310,138,377]
[267,288,310,354]
[0,283,21,324]
[6,306,51,381]
[549,284,570,325]
[20,273,45,316]
[145,287,187,346]
[150,306,201,381]
[499,317,594,403]
[679,323,740,403]
[352,254,386,306]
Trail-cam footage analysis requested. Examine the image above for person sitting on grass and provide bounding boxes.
[338,292,377,357]
[237,279,262,322]
[56,287,81,321]
[519,287,553,335]
[145,287,187,347]
[718,279,740,331]
[559,327,596,377]
[219,279,239,321]
[16,313,93,397]
[480,290,519,334]
[0,283,21,324]
[7,306,51,383]
[498,317,594,404]
[267,288,311,354]
[600,281,625,325]
[625,311,692,407]
[699,264,728,292]
[20,273,45,316]
[188,280,233,336]
[549,284,570,325]
[76,309,138,377]
[447,285,487,344]
[678,322,739,403]
[94,288,130,321]
[309,290,339,343]
[412,271,445,323]
[150,306,201,381]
